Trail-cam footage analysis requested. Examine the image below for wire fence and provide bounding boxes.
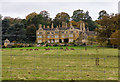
[0,26,119,80]
[1,42,119,80]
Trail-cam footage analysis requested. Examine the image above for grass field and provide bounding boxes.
[1,46,118,80]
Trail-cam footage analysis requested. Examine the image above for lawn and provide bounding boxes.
[1,46,118,80]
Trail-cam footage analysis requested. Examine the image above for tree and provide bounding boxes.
[53,12,70,27]
[7,23,26,42]
[2,18,10,44]
[0,14,2,19]
[83,11,97,31]
[0,14,2,44]
[40,10,50,18]
[4,16,22,25]
[83,11,92,20]
[98,10,109,20]
[30,14,44,29]
[96,14,120,46]
[39,10,52,27]
[26,24,36,43]
[26,11,52,29]
[72,9,97,31]
[110,30,120,47]
[26,12,38,20]
[0,14,2,27]
[72,9,85,22]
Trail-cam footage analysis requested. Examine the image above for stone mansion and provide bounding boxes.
[36,21,95,44]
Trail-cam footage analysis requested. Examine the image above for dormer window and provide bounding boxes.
[62,35,64,38]
[51,35,54,38]
[48,36,50,38]
[39,32,42,34]
[51,32,54,34]
[38,32,42,34]
[69,34,73,37]
[62,32,64,33]
[39,28,43,30]
[55,32,58,34]
[47,32,50,34]
[71,31,73,33]
[71,27,74,30]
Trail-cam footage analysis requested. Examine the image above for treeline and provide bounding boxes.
[1,9,98,44]
[96,10,120,47]
[2,9,119,47]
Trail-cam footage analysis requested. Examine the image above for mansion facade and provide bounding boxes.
[36,22,93,44]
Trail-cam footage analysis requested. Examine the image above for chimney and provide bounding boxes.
[39,24,42,29]
[66,23,67,28]
[47,26,50,28]
[70,22,73,27]
[62,22,66,28]
[83,23,86,31]
[51,23,54,29]
[80,23,82,31]
[59,25,61,28]
[83,23,85,28]
[43,25,45,28]
[87,27,89,32]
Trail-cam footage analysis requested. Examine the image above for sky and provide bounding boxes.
[0,0,119,20]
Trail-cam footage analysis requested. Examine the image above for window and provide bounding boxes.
[55,40,59,43]
[48,40,50,43]
[55,32,58,34]
[39,32,42,34]
[38,40,42,43]
[69,39,73,42]
[38,32,42,34]
[62,32,64,33]
[51,32,54,34]
[51,40,54,43]
[48,36,50,38]
[51,35,54,38]
[71,31,73,33]
[55,35,58,38]
[47,32,50,34]
[69,34,73,37]
[38,36,42,38]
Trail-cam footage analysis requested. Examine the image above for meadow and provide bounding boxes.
[1,46,118,80]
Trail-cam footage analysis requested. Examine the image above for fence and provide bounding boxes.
[1,44,119,81]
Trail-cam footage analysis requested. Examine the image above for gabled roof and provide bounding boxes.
[43,28,56,31]
[39,26,80,31]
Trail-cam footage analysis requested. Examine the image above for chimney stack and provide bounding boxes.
[87,27,89,32]
[66,23,67,28]
[51,23,54,29]
[83,23,86,31]
[43,25,45,28]
[80,23,82,31]
[47,26,50,28]
[62,22,66,28]
[59,25,60,28]
[39,24,42,29]
[70,22,73,27]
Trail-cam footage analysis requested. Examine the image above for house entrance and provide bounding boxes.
[64,39,69,43]
[59,39,62,43]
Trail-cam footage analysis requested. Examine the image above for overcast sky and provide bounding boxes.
[0,0,119,20]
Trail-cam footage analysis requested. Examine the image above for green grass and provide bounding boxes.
[1,46,118,80]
